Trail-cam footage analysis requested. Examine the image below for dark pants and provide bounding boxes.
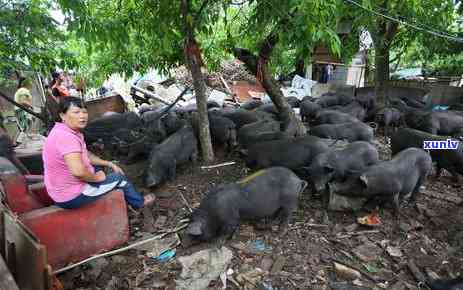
[56,171,144,209]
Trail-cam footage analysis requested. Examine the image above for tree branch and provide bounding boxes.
[194,0,213,24]
[384,22,399,45]
[0,91,45,122]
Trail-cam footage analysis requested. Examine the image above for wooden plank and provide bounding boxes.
[3,212,50,290]
[0,254,19,290]
[85,95,126,121]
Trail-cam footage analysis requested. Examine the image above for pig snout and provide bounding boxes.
[145,170,160,188]
[309,169,333,193]
[186,220,203,236]
[314,179,327,193]
[328,181,340,195]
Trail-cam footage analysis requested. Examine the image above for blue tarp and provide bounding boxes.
[391,68,423,79]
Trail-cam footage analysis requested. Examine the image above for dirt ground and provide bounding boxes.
[58,134,463,290]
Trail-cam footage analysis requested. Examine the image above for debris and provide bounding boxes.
[424,268,440,281]
[131,84,172,105]
[111,255,127,264]
[154,215,168,229]
[175,247,233,290]
[209,89,228,107]
[249,90,267,100]
[141,207,156,232]
[178,192,193,213]
[236,268,265,290]
[260,257,274,272]
[352,241,382,263]
[290,222,329,230]
[399,220,423,232]
[104,276,128,290]
[407,259,427,284]
[53,224,188,275]
[219,75,238,103]
[362,263,380,273]
[262,281,278,290]
[230,242,248,252]
[328,191,367,211]
[270,255,286,274]
[422,189,463,204]
[230,240,273,255]
[336,230,381,239]
[155,249,176,263]
[87,257,109,280]
[333,258,380,284]
[357,212,382,227]
[334,262,362,280]
[389,280,407,290]
[281,75,317,99]
[134,232,179,253]
[386,246,403,258]
[155,191,176,198]
[201,161,236,169]
[248,240,272,254]
[329,281,372,290]
[220,271,227,290]
[345,223,359,232]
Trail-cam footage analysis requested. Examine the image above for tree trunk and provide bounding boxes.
[294,58,305,77]
[233,36,306,137]
[14,71,25,88]
[260,63,306,136]
[374,42,390,106]
[181,0,214,163]
[370,1,398,107]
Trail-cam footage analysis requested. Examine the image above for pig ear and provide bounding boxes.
[359,175,368,187]
[187,221,203,236]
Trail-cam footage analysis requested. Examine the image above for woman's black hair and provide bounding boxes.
[58,97,86,115]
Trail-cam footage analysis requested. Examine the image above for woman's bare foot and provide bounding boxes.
[143,193,156,207]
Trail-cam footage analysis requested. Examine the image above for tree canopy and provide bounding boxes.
[0,0,76,83]
[1,0,461,86]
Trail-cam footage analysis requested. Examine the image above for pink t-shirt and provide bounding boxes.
[43,122,95,202]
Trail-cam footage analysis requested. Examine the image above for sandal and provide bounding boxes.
[143,193,156,207]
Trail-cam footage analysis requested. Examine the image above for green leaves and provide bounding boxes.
[0,0,71,77]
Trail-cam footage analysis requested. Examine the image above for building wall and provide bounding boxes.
[312,50,367,88]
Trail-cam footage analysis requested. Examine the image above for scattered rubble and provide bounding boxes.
[175,246,233,290]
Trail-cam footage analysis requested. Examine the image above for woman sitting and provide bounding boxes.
[42,97,155,209]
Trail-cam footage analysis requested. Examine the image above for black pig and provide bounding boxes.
[145,125,198,187]
[187,167,307,241]
[306,141,379,192]
[243,135,329,170]
[328,148,432,212]
[309,122,374,143]
[391,128,463,181]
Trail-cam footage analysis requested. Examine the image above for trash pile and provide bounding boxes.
[91,59,319,115]
[173,59,258,91]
